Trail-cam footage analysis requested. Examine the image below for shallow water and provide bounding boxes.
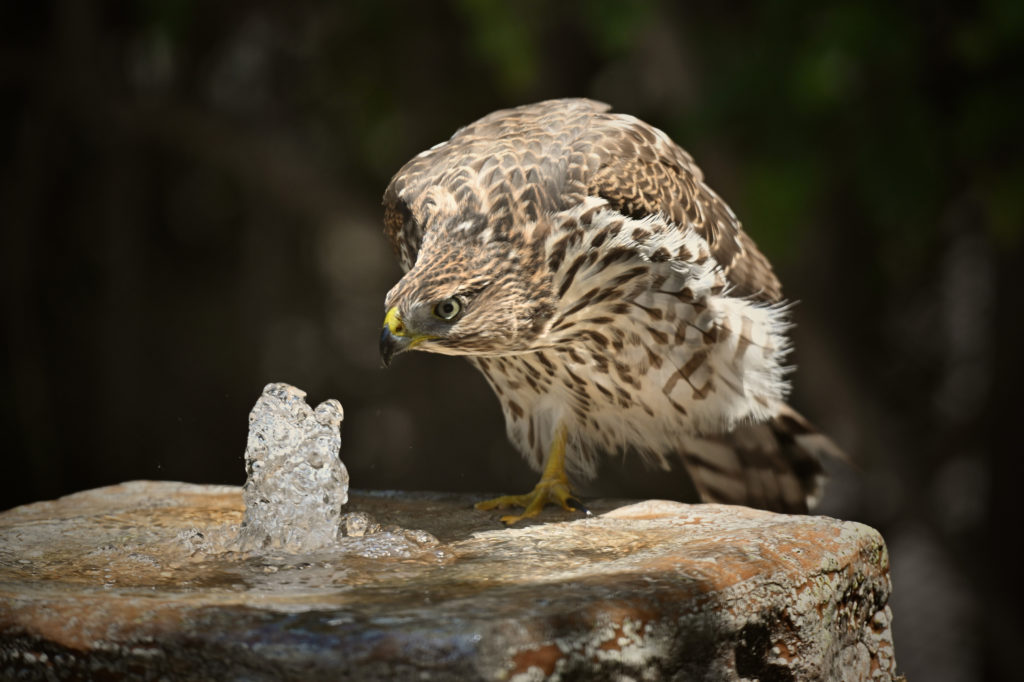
[0,482,653,615]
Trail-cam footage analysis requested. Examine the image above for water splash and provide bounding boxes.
[235,383,348,552]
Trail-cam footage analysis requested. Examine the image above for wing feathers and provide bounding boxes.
[383,98,782,299]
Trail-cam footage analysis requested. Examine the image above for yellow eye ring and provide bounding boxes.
[434,297,462,321]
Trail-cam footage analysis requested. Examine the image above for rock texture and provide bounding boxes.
[0,481,898,681]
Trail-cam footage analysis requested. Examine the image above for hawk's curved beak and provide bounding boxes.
[380,307,411,368]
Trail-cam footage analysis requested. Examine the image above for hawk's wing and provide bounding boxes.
[580,103,783,302]
[384,99,782,301]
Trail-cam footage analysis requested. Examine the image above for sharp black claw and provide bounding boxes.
[567,497,591,516]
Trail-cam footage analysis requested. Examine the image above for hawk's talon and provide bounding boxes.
[475,422,584,525]
[475,477,585,525]
[566,497,592,516]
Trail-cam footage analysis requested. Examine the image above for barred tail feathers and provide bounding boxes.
[678,404,844,513]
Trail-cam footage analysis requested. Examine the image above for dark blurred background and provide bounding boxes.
[2,1,1021,679]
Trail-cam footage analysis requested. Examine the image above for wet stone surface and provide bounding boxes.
[0,481,899,681]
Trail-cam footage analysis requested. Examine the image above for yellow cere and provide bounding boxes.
[384,307,407,336]
[384,306,435,349]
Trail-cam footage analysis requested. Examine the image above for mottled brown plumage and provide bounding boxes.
[380,99,842,519]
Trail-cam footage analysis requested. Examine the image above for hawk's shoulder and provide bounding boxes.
[580,108,782,301]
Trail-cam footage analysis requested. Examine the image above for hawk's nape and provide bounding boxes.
[379,98,844,523]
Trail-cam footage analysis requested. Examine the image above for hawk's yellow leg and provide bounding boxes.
[475,423,587,525]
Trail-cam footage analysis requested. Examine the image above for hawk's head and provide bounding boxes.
[379,224,554,366]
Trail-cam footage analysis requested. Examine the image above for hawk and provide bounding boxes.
[379,99,843,524]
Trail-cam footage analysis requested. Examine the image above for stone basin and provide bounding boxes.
[0,481,898,680]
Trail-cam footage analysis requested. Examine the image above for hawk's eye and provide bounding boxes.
[433,297,462,321]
